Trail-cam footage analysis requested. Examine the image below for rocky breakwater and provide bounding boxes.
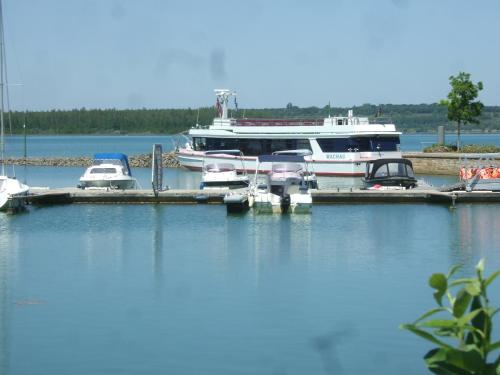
[4,151,181,168]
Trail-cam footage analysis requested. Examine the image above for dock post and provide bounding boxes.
[152,144,163,198]
[437,126,445,145]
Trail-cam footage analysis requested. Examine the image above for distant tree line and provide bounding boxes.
[7,104,500,135]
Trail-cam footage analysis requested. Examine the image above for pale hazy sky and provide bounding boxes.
[3,0,500,110]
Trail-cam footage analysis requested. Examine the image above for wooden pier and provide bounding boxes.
[27,187,500,206]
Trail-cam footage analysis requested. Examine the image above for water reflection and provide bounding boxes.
[246,213,313,285]
[82,205,126,272]
[450,204,500,268]
[152,205,163,286]
[0,215,16,375]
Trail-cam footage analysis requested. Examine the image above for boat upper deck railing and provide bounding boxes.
[236,119,324,127]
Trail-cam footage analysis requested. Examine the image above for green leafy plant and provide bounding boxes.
[401,259,500,374]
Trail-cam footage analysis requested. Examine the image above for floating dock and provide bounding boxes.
[26,187,500,206]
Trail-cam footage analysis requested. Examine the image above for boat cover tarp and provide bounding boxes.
[94,153,132,176]
[258,154,305,163]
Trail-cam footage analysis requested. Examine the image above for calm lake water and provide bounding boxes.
[1,135,499,374]
[1,204,499,375]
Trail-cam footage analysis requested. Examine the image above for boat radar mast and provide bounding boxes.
[214,89,236,119]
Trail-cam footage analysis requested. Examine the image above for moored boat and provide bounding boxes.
[200,150,249,190]
[176,89,402,176]
[248,154,313,214]
[362,158,417,189]
[79,153,138,190]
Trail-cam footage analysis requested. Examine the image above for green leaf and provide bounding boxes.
[491,307,500,318]
[485,270,500,287]
[453,289,472,318]
[420,319,456,329]
[430,273,448,306]
[488,340,500,353]
[445,347,484,372]
[400,324,453,349]
[414,307,449,323]
[457,309,482,327]
[464,281,481,296]
[424,348,473,375]
[449,278,475,287]
[447,264,462,279]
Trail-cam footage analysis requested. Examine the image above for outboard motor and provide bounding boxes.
[281,194,291,213]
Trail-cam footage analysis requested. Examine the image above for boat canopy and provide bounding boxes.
[258,154,305,163]
[366,158,414,179]
[93,153,132,176]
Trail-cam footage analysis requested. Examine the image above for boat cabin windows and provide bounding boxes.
[372,162,414,178]
[90,167,117,174]
[191,137,312,156]
[317,136,400,153]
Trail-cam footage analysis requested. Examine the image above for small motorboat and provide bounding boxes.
[248,154,312,214]
[0,176,29,212]
[79,153,138,190]
[362,158,417,189]
[272,149,318,189]
[199,150,249,190]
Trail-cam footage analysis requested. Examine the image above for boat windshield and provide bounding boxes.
[90,167,117,174]
[272,163,302,173]
[374,162,413,178]
[204,163,235,172]
[93,159,123,166]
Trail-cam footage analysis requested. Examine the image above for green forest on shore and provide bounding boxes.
[8,103,500,135]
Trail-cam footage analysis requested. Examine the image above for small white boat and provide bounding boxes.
[272,149,318,189]
[79,153,138,190]
[0,176,29,212]
[249,154,313,214]
[200,150,249,190]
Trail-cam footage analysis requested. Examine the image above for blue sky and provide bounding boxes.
[3,0,500,110]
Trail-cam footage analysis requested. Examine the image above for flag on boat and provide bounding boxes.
[234,97,238,111]
[215,98,222,116]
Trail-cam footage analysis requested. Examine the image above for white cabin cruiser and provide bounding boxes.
[249,154,313,214]
[200,150,249,190]
[176,89,402,176]
[79,153,138,190]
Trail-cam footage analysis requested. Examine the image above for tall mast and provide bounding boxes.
[0,0,4,176]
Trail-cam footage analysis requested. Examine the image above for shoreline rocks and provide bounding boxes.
[3,151,181,168]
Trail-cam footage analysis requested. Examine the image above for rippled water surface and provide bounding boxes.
[1,203,499,375]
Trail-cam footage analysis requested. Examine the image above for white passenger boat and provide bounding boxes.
[200,150,249,190]
[0,2,29,213]
[176,89,402,176]
[79,153,138,190]
[249,154,313,214]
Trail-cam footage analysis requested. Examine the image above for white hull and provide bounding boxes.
[79,177,137,190]
[248,192,312,214]
[0,177,29,212]
[177,149,402,177]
